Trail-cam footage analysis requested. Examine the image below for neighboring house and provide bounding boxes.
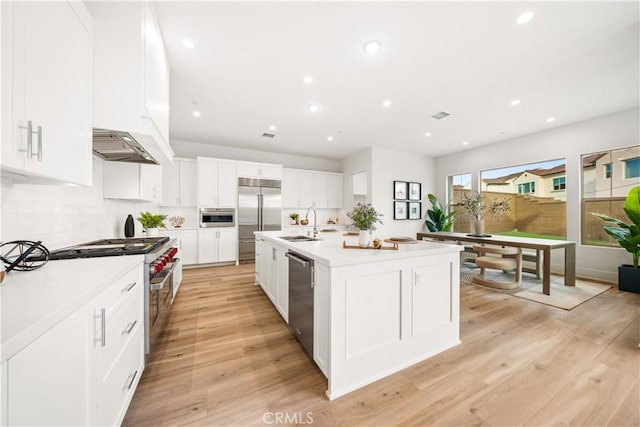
[482,165,568,200]
[583,146,640,198]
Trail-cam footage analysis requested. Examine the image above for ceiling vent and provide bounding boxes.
[431,111,451,120]
[262,133,275,138]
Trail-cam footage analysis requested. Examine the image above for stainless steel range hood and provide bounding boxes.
[92,128,158,165]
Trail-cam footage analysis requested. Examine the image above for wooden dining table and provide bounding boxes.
[416,231,576,295]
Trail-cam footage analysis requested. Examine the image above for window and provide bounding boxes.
[604,163,612,179]
[552,177,566,190]
[518,182,535,194]
[447,173,472,232]
[624,158,640,179]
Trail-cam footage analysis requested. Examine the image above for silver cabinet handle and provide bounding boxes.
[18,120,33,157]
[35,125,42,161]
[122,320,138,335]
[122,281,137,292]
[100,308,106,347]
[124,370,138,391]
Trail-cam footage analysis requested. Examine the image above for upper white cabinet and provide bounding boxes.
[1,1,93,185]
[197,157,237,207]
[283,169,343,209]
[89,1,173,165]
[162,158,197,206]
[103,162,162,202]
[236,161,283,180]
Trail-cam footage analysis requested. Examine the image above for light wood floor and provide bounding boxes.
[123,264,640,427]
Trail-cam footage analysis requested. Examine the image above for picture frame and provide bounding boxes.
[394,181,408,200]
[408,202,421,220]
[394,201,408,220]
[408,182,421,201]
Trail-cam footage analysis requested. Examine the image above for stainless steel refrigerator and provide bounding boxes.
[238,177,282,261]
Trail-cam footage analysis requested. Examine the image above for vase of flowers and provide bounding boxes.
[457,192,510,236]
[347,202,383,247]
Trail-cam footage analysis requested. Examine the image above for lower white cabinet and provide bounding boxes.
[197,228,236,264]
[160,229,198,265]
[255,239,289,322]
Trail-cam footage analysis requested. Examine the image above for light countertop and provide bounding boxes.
[1,256,144,362]
[256,231,462,267]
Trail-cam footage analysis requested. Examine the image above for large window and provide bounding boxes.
[447,173,472,232]
[582,146,640,247]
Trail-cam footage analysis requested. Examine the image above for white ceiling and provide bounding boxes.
[154,1,639,160]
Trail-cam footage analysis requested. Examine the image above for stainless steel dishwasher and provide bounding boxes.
[286,250,314,358]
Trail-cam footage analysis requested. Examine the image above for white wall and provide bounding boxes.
[171,139,341,172]
[435,107,639,282]
[341,147,373,209]
[1,157,156,250]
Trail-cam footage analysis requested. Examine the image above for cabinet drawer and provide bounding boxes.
[96,328,144,427]
[96,286,144,377]
[97,264,143,316]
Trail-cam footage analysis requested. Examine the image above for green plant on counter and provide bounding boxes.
[347,202,383,231]
[137,212,167,229]
[592,185,640,268]
[289,212,299,220]
[425,193,455,232]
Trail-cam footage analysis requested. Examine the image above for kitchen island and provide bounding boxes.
[255,231,463,399]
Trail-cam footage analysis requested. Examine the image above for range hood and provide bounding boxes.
[92,128,159,165]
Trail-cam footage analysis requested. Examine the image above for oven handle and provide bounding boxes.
[149,260,179,291]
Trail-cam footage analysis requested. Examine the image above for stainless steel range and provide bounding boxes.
[45,237,181,354]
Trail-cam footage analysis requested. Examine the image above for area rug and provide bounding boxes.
[460,263,612,310]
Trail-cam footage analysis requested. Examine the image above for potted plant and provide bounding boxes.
[347,202,383,247]
[289,212,299,225]
[137,212,167,237]
[592,185,640,293]
[457,191,510,236]
[425,193,456,232]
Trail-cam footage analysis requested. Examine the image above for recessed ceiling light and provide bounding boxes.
[382,100,391,108]
[307,104,320,113]
[303,76,313,84]
[327,136,334,141]
[192,111,201,117]
[462,141,469,146]
[269,125,277,131]
[516,11,534,25]
[510,99,521,106]
[182,38,195,49]
[424,132,432,137]
[363,40,381,54]
[546,117,556,123]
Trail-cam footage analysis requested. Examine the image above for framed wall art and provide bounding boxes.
[394,201,408,219]
[408,202,421,219]
[408,182,421,201]
[394,181,408,200]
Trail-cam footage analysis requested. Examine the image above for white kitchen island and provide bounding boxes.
[255,231,463,400]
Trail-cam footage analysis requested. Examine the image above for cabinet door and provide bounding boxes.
[282,170,299,207]
[103,162,140,200]
[197,157,218,206]
[260,164,283,180]
[275,245,289,321]
[7,305,92,426]
[178,160,197,206]
[266,245,278,302]
[197,229,218,264]
[217,160,237,207]
[139,164,162,202]
[327,174,344,208]
[217,228,237,262]
[161,161,179,206]
[255,239,266,288]
[236,161,261,179]
[313,173,328,208]
[298,172,315,207]
[179,230,198,265]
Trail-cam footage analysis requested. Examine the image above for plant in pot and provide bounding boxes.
[137,212,167,237]
[592,185,640,293]
[457,191,510,236]
[425,193,456,232]
[289,212,299,225]
[347,202,383,247]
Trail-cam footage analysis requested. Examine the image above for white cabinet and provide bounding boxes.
[162,158,197,206]
[283,169,343,208]
[197,228,236,264]
[313,174,328,208]
[237,161,283,180]
[255,238,267,289]
[255,239,289,322]
[197,157,237,207]
[89,1,172,164]
[160,229,198,265]
[327,174,344,208]
[103,161,163,202]
[1,1,93,185]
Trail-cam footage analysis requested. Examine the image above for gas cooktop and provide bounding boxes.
[47,237,170,260]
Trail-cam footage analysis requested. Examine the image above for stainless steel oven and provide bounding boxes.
[200,208,235,228]
[147,245,180,353]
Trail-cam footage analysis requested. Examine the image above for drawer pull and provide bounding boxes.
[122,282,137,292]
[124,370,138,391]
[100,308,106,347]
[122,320,138,335]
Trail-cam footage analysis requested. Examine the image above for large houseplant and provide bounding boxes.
[137,212,167,237]
[592,185,640,293]
[347,202,383,247]
[425,193,456,232]
[457,191,510,236]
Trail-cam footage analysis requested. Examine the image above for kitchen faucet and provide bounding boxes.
[305,206,318,238]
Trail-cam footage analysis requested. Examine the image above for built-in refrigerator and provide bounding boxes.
[238,177,282,262]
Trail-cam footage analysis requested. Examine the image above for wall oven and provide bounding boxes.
[200,208,235,228]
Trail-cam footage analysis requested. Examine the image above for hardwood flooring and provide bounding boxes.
[123,264,640,427]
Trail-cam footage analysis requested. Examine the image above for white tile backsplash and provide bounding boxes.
[1,157,156,250]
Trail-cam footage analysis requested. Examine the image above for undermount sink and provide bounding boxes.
[279,235,321,242]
